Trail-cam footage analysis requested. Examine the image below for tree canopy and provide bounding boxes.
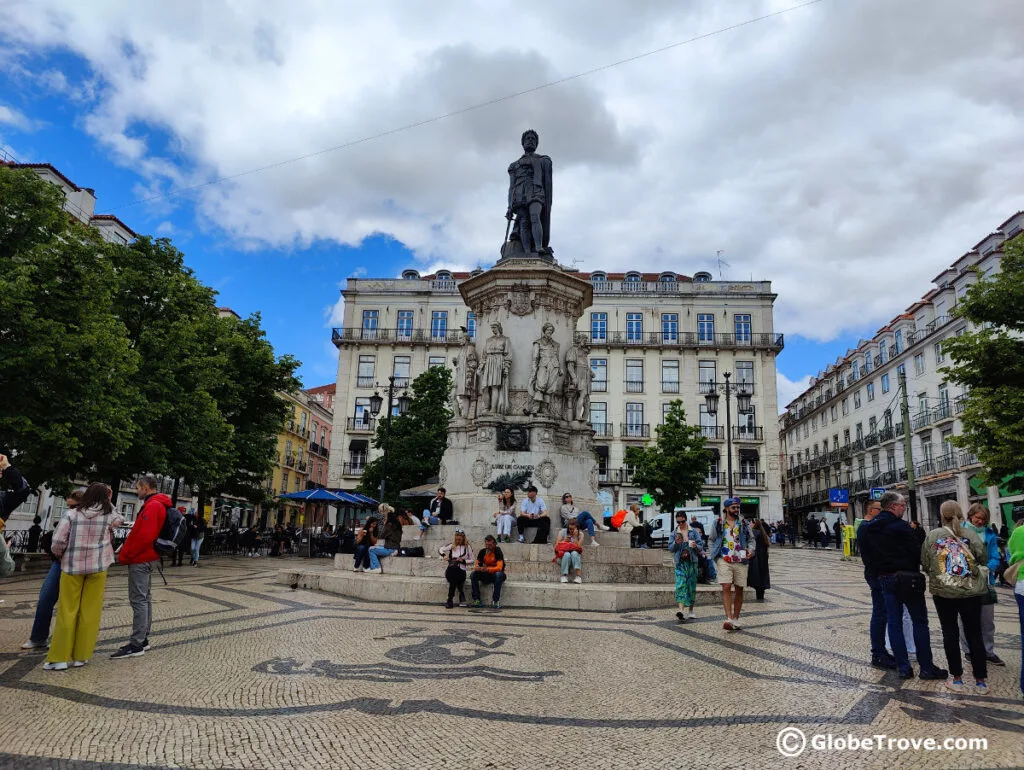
[0,166,300,498]
[358,366,453,506]
[623,401,709,512]
[942,233,1024,493]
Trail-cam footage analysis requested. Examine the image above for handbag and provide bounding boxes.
[981,587,998,605]
[1005,559,1021,584]
[895,570,925,599]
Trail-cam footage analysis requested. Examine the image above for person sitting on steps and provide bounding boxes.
[493,488,516,543]
[471,535,506,609]
[559,493,605,546]
[439,528,474,608]
[353,519,379,572]
[554,518,584,584]
[517,486,550,544]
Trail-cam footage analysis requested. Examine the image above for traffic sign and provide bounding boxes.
[870,487,886,501]
[829,488,850,508]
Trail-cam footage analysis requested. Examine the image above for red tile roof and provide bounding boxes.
[90,214,137,238]
[3,161,81,191]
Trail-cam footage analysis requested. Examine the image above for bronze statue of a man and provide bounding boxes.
[506,129,553,256]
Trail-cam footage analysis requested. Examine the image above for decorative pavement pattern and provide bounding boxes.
[0,549,1021,770]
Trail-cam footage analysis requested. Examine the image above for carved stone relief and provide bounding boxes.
[497,424,530,452]
[438,462,448,489]
[470,456,492,488]
[589,465,600,494]
[534,458,558,490]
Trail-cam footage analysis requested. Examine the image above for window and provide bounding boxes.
[843,428,850,445]
[659,272,676,283]
[430,311,448,340]
[120,501,136,518]
[941,428,954,456]
[894,329,904,354]
[625,402,644,435]
[428,356,446,368]
[467,312,476,339]
[734,314,752,343]
[590,271,607,283]
[883,408,893,428]
[854,390,862,408]
[896,363,905,379]
[357,355,375,387]
[281,471,289,491]
[866,383,875,401]
[662,403,673,424]
[661,360,680,393]
[396,310,414,339]
[693,271,712,282]
[830,405,838,422]
[300,411,307,431]
[864,354,873,374]
[735,361,754,393]
[590,402,607,431]
[851,361,860,380]
[913,353,925,376]
[868,416,877,434]
[626,312,643,342]
[871,452,880,475]
[739,456,759,482]
[392,355,411,386]
[737,406,756,439]
[699,404,717,437]
[917,392,928,414]
[879,342,888,364]
[832,435,839,451]
[842,397,849,415]
[802,423,808,438]
[938,383,949,406]
[662,313,678,342]
[880,374,890,394]
[321,427,327,446]
[591,312,607,342]
[934,342,944,365]
[921,436,933,462]
[361,309,379,339]
[698,360,716,393]
[590,359,608,392]
[624,272,641,283]
[625,359,643,392]
[855,423,863,441]
[887,450,896,472]
[697,313,714,343]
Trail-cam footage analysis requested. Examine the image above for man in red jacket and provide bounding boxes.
[111,475,168,659]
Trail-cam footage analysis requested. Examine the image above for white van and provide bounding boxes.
[648,506,716,547]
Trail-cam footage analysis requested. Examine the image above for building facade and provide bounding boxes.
[328,268,785,519]
[781,211,1024,531]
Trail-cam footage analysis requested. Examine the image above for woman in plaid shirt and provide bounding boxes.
[44,483,124,671]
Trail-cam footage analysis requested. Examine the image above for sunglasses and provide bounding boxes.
[454,528,464,534]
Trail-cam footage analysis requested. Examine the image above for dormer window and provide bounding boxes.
[659,272,676,283]
[402,270,420,280]
[693,271,712,283]
[590,271,607,282]
[624,272,641,283]
[436,270,453,281]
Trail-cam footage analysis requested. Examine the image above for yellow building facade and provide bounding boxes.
[270,391,313,525]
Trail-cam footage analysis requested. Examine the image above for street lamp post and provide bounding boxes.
[704,371,752,500]
[368,376,412,502]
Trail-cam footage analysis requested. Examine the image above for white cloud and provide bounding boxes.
[0,103,40,131]
[3,0,1024,343]
[776,372,812,413]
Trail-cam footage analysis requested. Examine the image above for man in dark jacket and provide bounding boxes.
[112,475,169,659]
[858,492,946,680]
[0,449,33,530]
[856,500,896,669]
[429,488,454,525]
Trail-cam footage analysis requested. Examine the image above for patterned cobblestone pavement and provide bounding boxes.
[1,549,1021,769]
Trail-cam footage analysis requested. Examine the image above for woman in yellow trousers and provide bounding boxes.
[45,483,124,671]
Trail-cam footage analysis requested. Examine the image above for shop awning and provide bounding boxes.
[349,439,369,451]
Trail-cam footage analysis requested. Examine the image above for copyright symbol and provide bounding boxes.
[776,727,807,757]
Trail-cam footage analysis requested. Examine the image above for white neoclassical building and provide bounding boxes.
[781,211,1024,531]
[328,268,785,520]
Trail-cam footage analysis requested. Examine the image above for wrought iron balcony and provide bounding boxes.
[599,468,636,485]
[700,426,725,441]
[703,472,727,486]
[734,472,766,488]
[912,411,934,430]
[624,379,644,393]
[621,423,651,439]
[661,380,680,394]
[342,463,365,477]
[733,426,763,442]
[954,395,967,415]
[933,401,954,422]
[591,422,614,438]
[864,432,879,448]
[346,417,376,433]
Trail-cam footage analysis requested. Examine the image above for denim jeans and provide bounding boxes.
[560,551,581,574]
[879,574,936,674]
[575,511,598,537]
[864,575,887,658]
[353,545,371,569]
[471,570,505,602]
[191,537,204,564]
[30,561,62,643]
[368,546,395,570]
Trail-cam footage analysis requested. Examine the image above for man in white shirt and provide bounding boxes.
[516,486,551,544]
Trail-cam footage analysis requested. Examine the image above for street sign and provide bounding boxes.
[870,487,885,501]
[829,488,850,508]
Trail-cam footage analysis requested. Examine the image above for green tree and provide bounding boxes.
[623,401,709,512]
[943,233,1024,493]
[358,366,453,506]
[0,167,139,488]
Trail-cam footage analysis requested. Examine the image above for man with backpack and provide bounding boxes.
[112,475,169,659]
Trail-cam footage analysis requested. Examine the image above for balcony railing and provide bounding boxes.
[733,426,763,442]
[959,451,979,466]
[954,395,967,415]
[703,472,727,486]
[346,417,376,432]
[878,426,894,443]
[934,401,954,422]
[933,453,958,473]
[598,468,636,485]
[700,426,725,441]
[864,432,879,448]
[332,327,466,347]
[591,422,614,438]
[342,463,365,477]
[282,454,296,468]
[661,380,680,394]
[591,380,608,393]
[297,461,308,473]
[624,380,644,393]
[734,472,766,487]
[912,411,934,430]
[621,423,651,439]
[589,331,785,351]
[852,438,864,452]
[356,376,376,388]
[895,422,905,437]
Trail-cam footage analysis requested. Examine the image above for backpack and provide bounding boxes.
[154,504,188,556]
[934,530,977,589]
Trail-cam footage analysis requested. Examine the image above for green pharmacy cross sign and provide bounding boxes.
[641,494,654,506]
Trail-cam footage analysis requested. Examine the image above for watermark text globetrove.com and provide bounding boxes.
[776,728,988,758]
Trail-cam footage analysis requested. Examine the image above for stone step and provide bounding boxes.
[346,555,676,584]
[345,542,670,566]
[402,525,634,548]
[277,568,717,612]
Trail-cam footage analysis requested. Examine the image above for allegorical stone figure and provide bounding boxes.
[453,328,479,419]
[529,322,562,416]
[506,129,553,256]
[479,323,512,415]
[563,337,592,422]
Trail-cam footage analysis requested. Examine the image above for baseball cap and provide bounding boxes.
[724,497,741,507]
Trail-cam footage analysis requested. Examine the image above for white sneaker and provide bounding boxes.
[366,567,382,574]
[518,535,525,543]
[687,610,696,620]
[72,660,88,668]
[573,576,583,584]
[560,575,568,583]
[590,539,599,547]
[600,524,610,531]
[731,619,742,630]
[42,661,68,671]
[21,640,46,650]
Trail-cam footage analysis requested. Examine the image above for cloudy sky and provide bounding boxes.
[2,0,1022,406]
